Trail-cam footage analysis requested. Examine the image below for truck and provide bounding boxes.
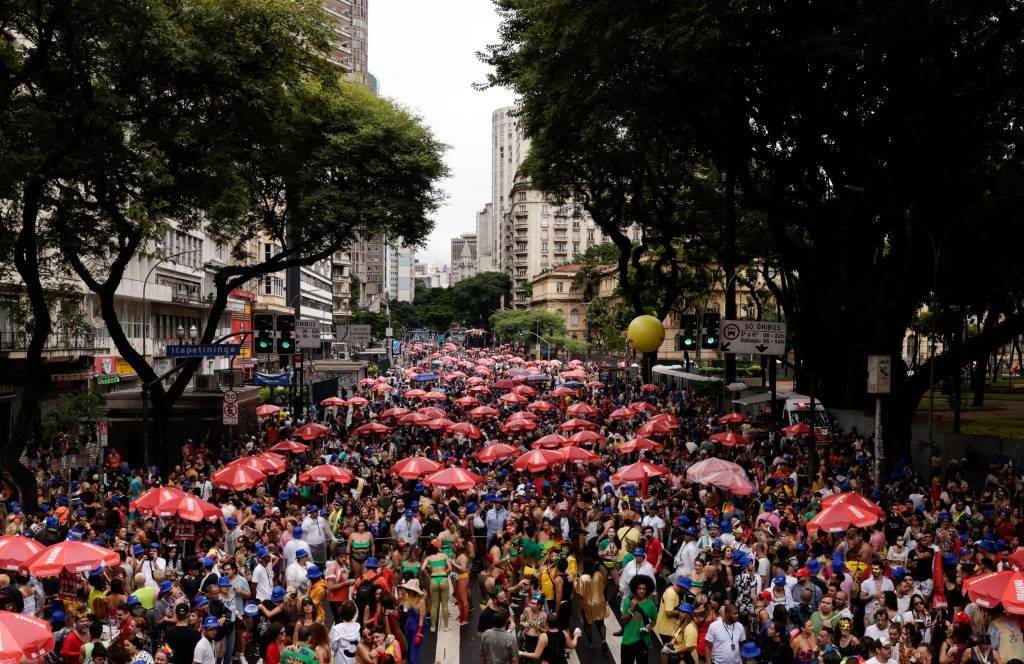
[782,395,832,443]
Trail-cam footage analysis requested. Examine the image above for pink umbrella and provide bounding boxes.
[0,611,55,661]
[686,457,743,483]
[211,464,266,490]
[346,396,370,406]
[608,407,637,421]
[27,541,120,576]
[0,536,45,572]
[299,464,354,484]
[270,440,309,453]
[513,449,563,472]
[390,456,442,480]
[423,467,484,491]
[697,470,756,495]
[532,434,569,449]
[586,381,605,389]
[446,422,482,439]
[131,486,187,514]
[256,404,281,417]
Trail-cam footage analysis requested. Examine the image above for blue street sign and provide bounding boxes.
[166,344,241,358]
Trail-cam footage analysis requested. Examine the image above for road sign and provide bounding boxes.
[867,355,892,394]
[223,390,238,404]
[296,320,321,349]
[222,402,238,425]
[166,344,241,358]
[717,320,787,355]
[336,324,373,345]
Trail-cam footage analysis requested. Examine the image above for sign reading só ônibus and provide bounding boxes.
[717,320,787,355]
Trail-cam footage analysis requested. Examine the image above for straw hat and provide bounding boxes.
[400,578,425,595]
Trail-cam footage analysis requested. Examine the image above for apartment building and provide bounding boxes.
[475,204,494,273]
[321,0,369,85]
[528,264,588,340]
[413,262,450,289]
[384,243,416,303]
[451,232,478,284]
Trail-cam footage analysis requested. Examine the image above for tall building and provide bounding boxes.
[321,0,369,85]
[451,232,478,284]
[350,237,385,311]
[490,106,530,273]
[413,261,451,289]
[384,243,416,303]
[475,203,494,273]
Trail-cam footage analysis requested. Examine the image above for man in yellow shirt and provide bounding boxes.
[655,576,687,638]
[667,602,698,664]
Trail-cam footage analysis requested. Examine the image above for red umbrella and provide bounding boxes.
[648,413,680,427]
[270,440,309,453]
[512,385,538,398]
[405,388,427,398]
[372,383,394,394]
[421,391,447,401]
[782,422,811,436]
[0,611,55,660]
[719,413,748,424]
[638,421,675,437]
[230,453,286,474]
[532,434,569,449]
[465,376,485,386]
[468,406,500,419]
[352,422,393,437]
[586,381,605,389]
[502,418,538,433]
[526,400,556,412]
[299,464,354,484]
[558,418,598,432]
[566,403,598,417]
[446,422,482,439]
[820,492,885,517]
[423,467,484,491]
[475,443,519,463]
[617,437,663,453]
[390,456,442,480]
[963,571,1024,614]
[508,410,538,421]
[807,502,882,533]
[558,446,599,464]
[400,412,434,427]
[499,392,528,405]
[550,387,576,398]
[211,464,266,490]
[611,461,671,483]
[608,407,637,421]
[454,396,480,408]
[156,495,221,522]
[469,385,492,394]
[570,430,603,446]
[426,417,455,430]
[418,407,448,419]
[1009,547,1024,571]
[686,457,743,482]
[560,370,587,379]
[513,449,563,472]
[493,379,516,390]
[347,396,370,406]
[27,541,120,576]
[293,423,331,440]
[709,432,751,446]
[321,396,347,407]
[697,470,757,495]
[256,404,281,417]
[640,383,660,392]
[381,407,412,420]
[359,378,377,386]
[629,401,658,414]
[131,487,187,514]
[0,536,45,572]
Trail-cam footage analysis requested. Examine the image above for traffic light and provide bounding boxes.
[680,314,698,350]
[701,313,720,349]
[276,314,295,353]
[253,313,275,354]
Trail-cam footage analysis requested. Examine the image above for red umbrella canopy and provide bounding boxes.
[418,407,447,419]
[558,418,598,432]
[570,430,603,446]
[390,456,443,480]
[372,383,394,393]
[686,457,743,483]
[512,384,538,398]
[0,536,45,572]
[550,387,576,398]
[269,440,309,454]
[499,392,528,405]
[468,406,500,419]
[156,495,221,522]
[359,378,377,386]
[638,421,675,437]
[27,541,120,576]
[445,371,466,380]
[446,422,482,439]
[256,404,281,417]
[0,611,56,661]
[1009,547,1024,571]
[820,492,885,517]
[611,461,670,484]
[230,453,286,474]
[586,381,605,389]
[608,407,636,421]
[508,410,538,421]
[492,378,516,390]
[211,464,266,490]
[629,401,658,414]
[963,571,1024,614]
[526,400,556,412]
[300,464,354,484]
[468,385,492,395]
[560,369,587,379]
[807,502,882,534]
[351,422,393,437]
[320,396,347,407]
[782,422,811,436]
[405,388,427,398]
[293,423,331,441]
[559,446,599,464]
[532,434,569,449]
[347,396,370,406]
[454,396,481,408]
[423,467,484,491]
[640,383,660,392]
[648,413,680,427]
[465,376,485,386]
[421,391,447,401]
[696,470,757,495]
[513,449,563,473]
[719,412,748,424]
[502,418,538,433]
[617,437,664,453]
[131,487,187,514]
[426,417,455,430]
[475,443,519,464]
[381,407,412,420]
[566,403,598,417]
[709,432,751,446]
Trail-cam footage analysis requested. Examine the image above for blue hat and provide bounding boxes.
[679,602,695,614]
[807,559,821,574]
[278,492,290,503]
[40,502,51,512]
[110,496,121,506]
[307,504,319,513]
[57,497,69,506]
[319,509,329,517]
[763,500,775,511]
[365,556,379,569]
[796,542,807,552]
[195,596,209,607]
[127,596,141,607]
[712,539,723,549]
[203,557,215,568]
[226,517,238,527]
[404,509,415,517]
[251,503,263,513]
[773,574,786,585]
[159,580,173,594]
[218,575,231,587]
[732,553,748,568]
[719,521,732,533]
[243,602,259,617]
[271,586,286,602]
[296,549,310,559]
[306,565,323,579]
[979,540,998,553]
[149,541,160,549]
[676,515,689,525]
[45,516,58,529]
[676,576,692,589]
[255,545,269,558]
[633,547,646,557]
[292,526,303,538]
[202,616,219,629]
[741,643,761,659]
[87,566,105,579]
[892,567,906,578]
[183,481,192,490]
[132,544,145,555]
[939,511,951,521]
[685,526,697,537]
[414,483,425,494]
[50,610,66,623]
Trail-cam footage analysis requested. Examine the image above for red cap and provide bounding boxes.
[796,568,810,577]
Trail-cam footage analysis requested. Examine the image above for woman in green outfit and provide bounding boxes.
[620,574,658,664]
[420,539,454,632]
[347,519,374,580]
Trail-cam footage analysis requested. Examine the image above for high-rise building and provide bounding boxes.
[321,0,369,85]
[451,232,478,284]
[413,261,451,289]
[476,203,494,273]
[384,243,416,303]
[490,106,530,273]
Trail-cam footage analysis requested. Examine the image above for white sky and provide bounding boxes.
[368,0,515,266]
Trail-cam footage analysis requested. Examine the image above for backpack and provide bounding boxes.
[355,573,381,607]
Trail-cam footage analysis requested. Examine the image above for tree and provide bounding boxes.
[347,311,389,340]
[490,309,566,345]
[387,300,421,334]
[450,271,510,327]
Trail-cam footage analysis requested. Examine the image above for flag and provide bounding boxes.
[932,549,947,609]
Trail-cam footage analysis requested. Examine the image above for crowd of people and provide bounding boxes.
[2,343,1023,664]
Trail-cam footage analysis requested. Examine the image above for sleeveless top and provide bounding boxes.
[541,629,568,664]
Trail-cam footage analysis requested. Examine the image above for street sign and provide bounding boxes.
[717,320,787,355]
[867,355,892,394]
[296,320,321,349]
[223,390,238,404]
[222,402,238,425]
[336,324,373,345]
[166,344,241,358]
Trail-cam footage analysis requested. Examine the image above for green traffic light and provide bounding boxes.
[684,339,694,347]
[706,336,716,344]
[280,340,293,349]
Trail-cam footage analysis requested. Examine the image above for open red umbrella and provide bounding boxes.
[418,407,447,419]
[611,461,670,484]
[617,437,663,453]
[270,440,309,453]
[638,421,675,437]
[513,449,563,472]
[27,541,120,576]
[629,401,658,414]
[469,385,492,395]
[566,403,598,417]
[423,467,484,491]
[586,381,605,389]
[352,422,393,437]
[0,536,45,572]
[465,376,485,386]
[640,383,660,392]
[372,383,394,394]
[526,400,556,412]
[468,406,500,419]
[608,407,637,421]
[493,379,516,390]
[230,452,286,474]
[502,418,538,433]
[807,502,882,533]
[558,446,599,464]
[719,413,748,424]
[299,464,354,484]
[475,443,519,464]
[454,396,481,408]
[648,413,680,427]
[256,404,281,417]
[131,487,187,514]
[400,412,434,427]
[381,407,412,420]
[532,434,569,449]
[1009,547,1024,571]
[570,430,603,446]
[405,388,427,399]
[321,396,347,407]
[963,571,1024,614]
[508,410,538,421]
[558,418,598,432]
[211,464,266,490]
[550,387,576,398]
[0,611,55,661]
[347,396,370,406]
[426,417,455,430]
[390,456,442,480]
[782,422,811,436]
[697,470,757,495]
[686,457,743,482]
[446,422,482,439]
[499,392,528,405]
[820,492,885,517]
[421,391,447,401]
[512,385,538,398]
[560,369,588,379]
[156,495,222,522]
[293,422,331,440]
[709,432,751,446]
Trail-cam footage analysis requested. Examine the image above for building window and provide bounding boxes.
[517,191,527,202]
[556,281,564,293]
[555,242,566,253]
[587,231,595,243]
[570,309,579,327]
[517,205,527,214]
[573,220,580,230]
[542,204,549,215]
[573,241,580,254]
[542,241,548,252]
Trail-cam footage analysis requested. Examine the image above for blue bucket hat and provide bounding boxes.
[218,576,231,587]
[159,580,173,594]
[202,557,215,568]
[807,559,821,574]
[741,643,761,659]
[306,565,323,579]
[296,549,310,559]
[365,557,379,569]
[226,517,238,527]
[292,526,303,538]
[50,611,66,624]
[132,544,145,556]
[271,586,286,602]
[194,596,209,607]
[127,596,141,607]
[255,544,269,558]
[244,602,259,617]
[773,574,786,586]
[202,616,219,629]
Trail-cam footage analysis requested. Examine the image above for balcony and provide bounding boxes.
[514,209,528,218]
[0,331,105,354]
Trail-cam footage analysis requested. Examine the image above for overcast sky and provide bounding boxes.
[368,0,515,266]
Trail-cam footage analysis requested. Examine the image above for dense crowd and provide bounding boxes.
[2,343,1023,664]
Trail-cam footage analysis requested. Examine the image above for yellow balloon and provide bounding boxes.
[626,315,665,353]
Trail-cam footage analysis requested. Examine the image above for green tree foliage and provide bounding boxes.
[387,300,421,333]
[490,309,566,343]
[450,271,511,327]
[41,390,104,445]
[346,311,389,340]
[413,287,458,331]
[587,297,628,352]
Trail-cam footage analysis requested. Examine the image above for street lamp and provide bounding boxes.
[518,329,552,361]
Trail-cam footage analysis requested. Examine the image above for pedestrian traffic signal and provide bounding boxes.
[276,314,295,353]
[252,313,275,354]
[680,314,698,349]
[701,313,720,349]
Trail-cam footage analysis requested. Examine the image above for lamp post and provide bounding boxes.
[518,329,552,361]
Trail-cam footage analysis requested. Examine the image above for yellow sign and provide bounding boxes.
[116,357,137,376]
